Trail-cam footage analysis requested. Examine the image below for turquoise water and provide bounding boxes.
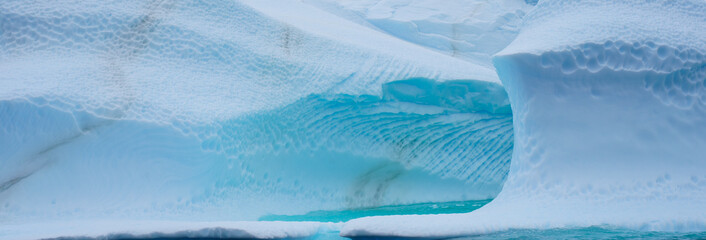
[260,200,706,239]
[453,227,706,240]
[260,199,491,222]
[338,227,706,240]
[342,228,706,240]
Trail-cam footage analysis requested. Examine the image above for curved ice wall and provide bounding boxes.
[343,0,706,237]
[0,0,518,225]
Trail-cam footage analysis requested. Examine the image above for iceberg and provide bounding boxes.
[342,0,706,238]
[0,0,521,238]
[2,0,705,239]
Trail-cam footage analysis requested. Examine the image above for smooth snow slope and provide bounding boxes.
[0,0,497,122]
[302,0,532,67]
[0,0,518,239]
[342,0,706,237]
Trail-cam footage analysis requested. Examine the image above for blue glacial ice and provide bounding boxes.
[1,0,706,239]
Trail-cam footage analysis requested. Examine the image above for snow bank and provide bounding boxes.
[342,0,706,237]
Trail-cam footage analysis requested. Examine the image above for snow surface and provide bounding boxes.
[342,0,706,238]
[2,0,705,239]
[0,0,498,124]
[302,0,532,66]
[0,0,519,239]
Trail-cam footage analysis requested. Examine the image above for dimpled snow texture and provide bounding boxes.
[342,0,706,238]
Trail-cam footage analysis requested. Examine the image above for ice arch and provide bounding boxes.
[0,0,517,235]
[0,79,513,222]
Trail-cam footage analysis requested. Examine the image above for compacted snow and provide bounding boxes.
[0,0,523,239]
[342,0,706,238]
[1,0,705,239]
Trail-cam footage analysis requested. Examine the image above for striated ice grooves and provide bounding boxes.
[0,78,513,236]
[204,78,513,192]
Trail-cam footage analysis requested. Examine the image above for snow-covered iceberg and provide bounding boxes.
[342,0,706,238]
[2,0,705,239]
[0,0,523,238]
